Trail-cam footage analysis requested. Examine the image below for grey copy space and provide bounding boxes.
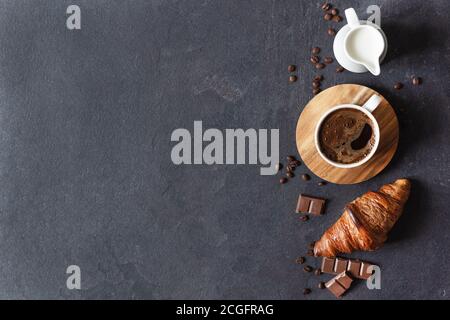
[0,0,448,299]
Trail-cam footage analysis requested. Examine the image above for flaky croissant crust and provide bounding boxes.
[314,179,411,257]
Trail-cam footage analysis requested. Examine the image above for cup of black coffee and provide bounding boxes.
[314,95,382,168]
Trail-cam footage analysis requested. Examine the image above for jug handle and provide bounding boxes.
[345,8,360,28]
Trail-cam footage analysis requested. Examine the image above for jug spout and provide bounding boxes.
[364,60,381,76]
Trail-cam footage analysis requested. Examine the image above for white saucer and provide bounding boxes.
[333,21,388,73]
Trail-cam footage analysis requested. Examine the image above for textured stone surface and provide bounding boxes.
[0,0,448,299]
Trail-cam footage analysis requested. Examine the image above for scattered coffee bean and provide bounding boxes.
[288,64,296,72]
[308,241,316,249]
[303,265,313,273]
[318,282,326,289]
[312,80,321,88]
[327,27,336,36]
[296,256,306,264]
[314,269,322,276]
[324,13,333,21]
[315,63,325,70]
[307,249,314,256]
[312,47,321,55]
[318,181,327,186]
[302,174,311,181]
[293,160,301,167]
[394,82,403,90]
[336,66,345,73]
[287,155,296,162]
[287,165,296,172]
[301,215,309,222]
[324,57,333,64]
[412,76,422,86]
[286,172,295,178]
[332,15,343,22]
[279,177,288,184]
[313,88,321,95]
[314,75,323,82]
[275,163,283,172]
[310,55,320,64]
[331,8,339,15]
[303,288,312,295]
[289,75,297,83]
[321,2,331,11]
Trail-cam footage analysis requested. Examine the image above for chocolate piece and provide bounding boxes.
[326,272,353,298]
[334,258,348,273]
[347,260,362,278]
[321,257,335,273]
[320,257,378,280]
[360,261,375,279]
[296,194,326,215]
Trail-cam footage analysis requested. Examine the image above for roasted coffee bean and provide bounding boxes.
[327,27,336,36]
[412,76,422,85]
[313,88,321,95]
[314,269,322,276]
[310,55,320,64]
[288,64,296,72]
[279,177,288,184]
[314,75,323,82]
[293,160,302,166]
[318,181,327,186]
[286,172,295,178]
[331,8,339,15]
[302,174,311,181]
[303,265,313,273]
[324,57,333,64]
[287,155,296,162]
[324,13,333,21]
[394,82,403,90]
[308,241,316,249]
[332,15,343,22]
[307,249,314,256]
[288,165,296,172]
[315,63,325,70]
[303,288,312,295]
[336,66,345,73]
[275,163,283,172]
[312,47,321,55]
[312,80,321,89]
[296,256,306,264]
[318,282,326,289]
[321,2,331,11]
[301,215,309,222]
[289,75,297,83]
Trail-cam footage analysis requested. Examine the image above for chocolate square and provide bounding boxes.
[309,198,326,215]
[334,258,348,273]
[360,262,376,279]
[321,257,335,274]
[347,260,362,279]
[335,271,353,289]
[325,278,347,298]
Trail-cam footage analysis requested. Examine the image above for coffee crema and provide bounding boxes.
[318,108,375,164]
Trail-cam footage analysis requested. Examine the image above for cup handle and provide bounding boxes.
[362,94,382,113]
[345,8,360,28]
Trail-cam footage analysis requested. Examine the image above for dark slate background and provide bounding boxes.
[0,0,448,300]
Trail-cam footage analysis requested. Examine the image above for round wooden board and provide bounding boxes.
[296,84,399,185]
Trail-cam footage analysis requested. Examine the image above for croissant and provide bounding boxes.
[314,179,411,257]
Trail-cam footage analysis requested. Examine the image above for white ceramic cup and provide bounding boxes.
[314,95,382,169]
[343,8,386,76]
